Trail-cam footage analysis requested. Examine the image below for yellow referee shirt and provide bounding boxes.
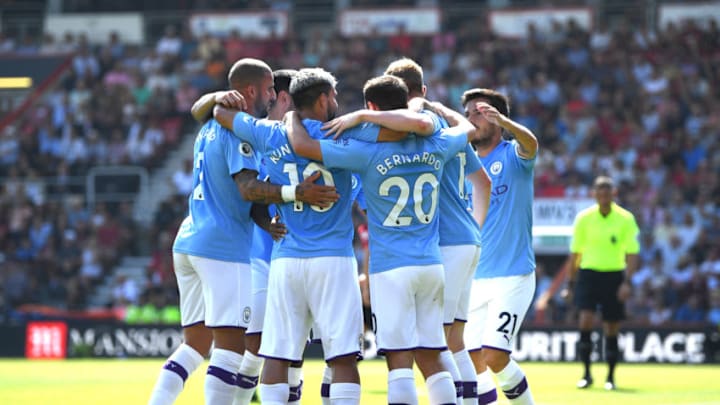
[570,202,640,271]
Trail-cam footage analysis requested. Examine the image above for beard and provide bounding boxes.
[470,129,494,149]
[326,104,337,121]
[254,97,268,118]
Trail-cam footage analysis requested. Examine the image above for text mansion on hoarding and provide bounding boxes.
[19,322,720,364]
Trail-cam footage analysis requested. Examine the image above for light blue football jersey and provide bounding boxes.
[351,173,366,210]
[173,119,257,263]
[249,159,275,264]
[423,111,484,247]
[231,112,380,259]
[321,128,469,274]
[475,139,536,278]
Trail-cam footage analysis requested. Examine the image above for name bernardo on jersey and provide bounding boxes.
[376,152,444,175]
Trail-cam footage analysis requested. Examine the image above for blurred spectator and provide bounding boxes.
[112,274,140,306]
[647,295,673,326]
[172,159,194,196]
[156,25,182,58]
[673,295,706,323]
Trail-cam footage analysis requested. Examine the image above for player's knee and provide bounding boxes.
[386,350,416,371]
[482,349,510,373]
[183,325,213,356]
[213,328,246,352]
[470,349,487,372]
[328,354,357,369]
[447,336,465,353]
[245,333,262,354]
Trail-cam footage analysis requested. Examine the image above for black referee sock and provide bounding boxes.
[579,331,592,379]
[605,335,619,382]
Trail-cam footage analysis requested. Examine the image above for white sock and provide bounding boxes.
[388,368,417,405]
[440,350,463,404]
[330,382,361,405]
[493,360,534,405]
[205,348,243,405]
[426,371,457,405]
[476,370,498,405]
[454,349,478,405]
[148,344,204,405]
[259,383,289,405]
[234,351,263,405]
[288,366,303,404]
[320,365,332,405]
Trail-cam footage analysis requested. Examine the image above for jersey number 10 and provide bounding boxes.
[283,162,335,212]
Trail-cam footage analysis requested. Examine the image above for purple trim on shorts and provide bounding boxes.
[454,317,467,323]
[207,366,238,386]
[503,377,528,399]
[463,381,478,398]
[377,345,447,356]
[324,350,361,363]
[236,373,259,389]
[481,344,512,354]
[258,353,302,363]
[478,388,498,404]
[163,360,189,382]
[244,331,262,336]
[288,380,303,402]
[181,320,205,328]
[320,382,330,398]
[206,325,247,330]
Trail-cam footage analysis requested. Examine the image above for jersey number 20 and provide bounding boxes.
[380,173,438,226]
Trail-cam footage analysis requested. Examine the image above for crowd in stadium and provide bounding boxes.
[1,14,719,327]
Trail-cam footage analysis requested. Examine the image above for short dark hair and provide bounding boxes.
[289,68,337,110]
[384,58,424,96]
[363,75,409,111]
[227,58,272,89]
[461,88,510,117]
[273,69,298,94]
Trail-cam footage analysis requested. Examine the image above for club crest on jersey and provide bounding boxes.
[239,142,254,157]
[490,161,503,175]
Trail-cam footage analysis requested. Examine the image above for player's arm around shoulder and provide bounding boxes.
[322,109,434,142]
[213,105,274,149]
[191,90,246,123]
[286,110,323,161]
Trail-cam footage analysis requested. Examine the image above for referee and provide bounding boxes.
[565,176,639,390]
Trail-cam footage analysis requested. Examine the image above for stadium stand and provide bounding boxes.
[0,1,718,329]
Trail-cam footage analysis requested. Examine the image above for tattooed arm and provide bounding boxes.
[233,169,339,207]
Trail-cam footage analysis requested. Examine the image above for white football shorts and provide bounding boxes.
[440,244,481,324]
[173,253,252,328]
[246,257,270,335]
[464,272,536,353]
[259,256,363,362]
[370,264,447,353]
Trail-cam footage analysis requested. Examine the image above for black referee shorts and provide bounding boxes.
[574,269,625,321]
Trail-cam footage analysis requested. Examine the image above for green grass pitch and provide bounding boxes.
[0,358,718,404]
